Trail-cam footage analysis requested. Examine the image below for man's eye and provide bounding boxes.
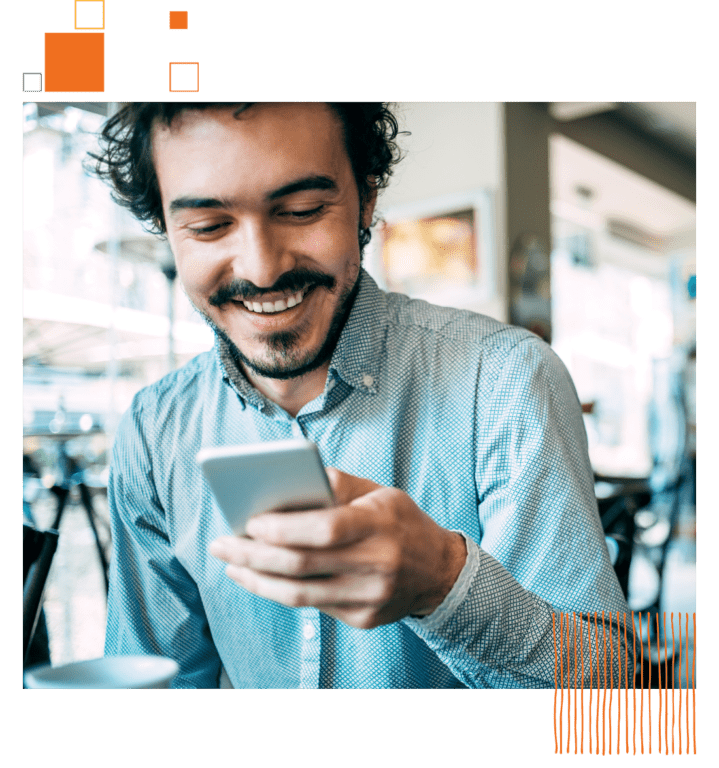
[187,222,229,235]
[283,205,325,220]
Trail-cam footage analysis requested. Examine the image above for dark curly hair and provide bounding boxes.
[88,102,406,247]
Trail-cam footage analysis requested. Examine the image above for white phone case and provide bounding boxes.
[196,439,333,534]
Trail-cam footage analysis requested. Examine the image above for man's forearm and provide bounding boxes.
[404,540,634,688]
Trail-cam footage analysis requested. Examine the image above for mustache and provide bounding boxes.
[209,268,336,306]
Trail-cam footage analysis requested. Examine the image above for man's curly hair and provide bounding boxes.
[88,102,406,247]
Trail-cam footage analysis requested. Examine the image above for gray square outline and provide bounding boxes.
[22,72,42,93]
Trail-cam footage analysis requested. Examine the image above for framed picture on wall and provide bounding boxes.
[365,190,497,310]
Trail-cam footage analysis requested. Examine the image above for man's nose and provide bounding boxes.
[228,218,295,291]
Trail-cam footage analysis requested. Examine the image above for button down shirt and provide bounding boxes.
[105,270,630,688]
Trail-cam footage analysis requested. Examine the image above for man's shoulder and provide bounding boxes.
[126,348,218,413]
[384,290,536,352]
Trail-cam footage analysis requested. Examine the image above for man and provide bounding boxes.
[95,102,631,688]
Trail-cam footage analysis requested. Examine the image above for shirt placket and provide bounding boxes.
[298,608,321,688]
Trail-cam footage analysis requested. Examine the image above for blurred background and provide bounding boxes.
[23,102,696,682]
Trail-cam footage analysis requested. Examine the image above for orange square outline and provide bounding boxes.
[75,0,105,31]
[169,11,188,30]
[167,11,190,32]
[169,62,199,92]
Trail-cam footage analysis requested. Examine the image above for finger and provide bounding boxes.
[209,535,252,563]
[245,504,376,548]
[210,535,333,577]
[226,566,389,608]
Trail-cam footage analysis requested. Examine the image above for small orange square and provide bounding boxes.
[45,33,104,92]
[170,11,188,29]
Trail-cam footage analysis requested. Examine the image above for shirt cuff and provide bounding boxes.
[404,531,480,632]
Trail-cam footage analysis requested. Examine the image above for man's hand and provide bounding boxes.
[209,468,467,629]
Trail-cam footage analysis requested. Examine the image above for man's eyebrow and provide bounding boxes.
[168,175,338,217]
[266,175,337,201]
[168,196,229,215]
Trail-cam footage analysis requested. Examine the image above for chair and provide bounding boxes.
[594,476,676,688]
[23,524,59,666]
[596,475,651,600]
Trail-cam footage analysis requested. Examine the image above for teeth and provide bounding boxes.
[242,290,305,314]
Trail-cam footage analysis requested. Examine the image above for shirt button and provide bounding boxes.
[303,622,315,640]
[362,374,374,388]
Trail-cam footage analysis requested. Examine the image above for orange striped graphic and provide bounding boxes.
[566,614,571,754]
[648,613,652,753]
[616,610,621,754]
[580,612,584,754]
[693,613,696,753]
[551,611,696,756]
[657,614,663,755]
[625,611,644,755]
[588,612,593,754]
[671,613,676,754]
[602,610,607,755]
[640,612,644,753]
[685,613,689,753]
[559,613,564,755]
[553,612,558,753]
[678,614,683,754]
[608,611,613,754]
[573,612,578,754]
[663,611,669,755]
[624,612,629,753]
[595,612,600,750]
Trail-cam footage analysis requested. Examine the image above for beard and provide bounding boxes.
[196,265,362,381]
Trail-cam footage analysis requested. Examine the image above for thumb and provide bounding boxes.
[325,467,381,505]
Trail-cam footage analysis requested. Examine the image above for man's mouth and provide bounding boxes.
[235,287,311,314]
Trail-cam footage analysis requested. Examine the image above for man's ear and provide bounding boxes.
[361,177,378,230]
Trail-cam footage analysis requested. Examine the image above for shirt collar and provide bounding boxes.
[328,269,387,394]
[215,268,388,406]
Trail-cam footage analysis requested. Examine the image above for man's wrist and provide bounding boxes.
[410,531,467,618]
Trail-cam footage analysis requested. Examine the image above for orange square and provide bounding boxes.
[45,33,104,92]
[170,11,188,29]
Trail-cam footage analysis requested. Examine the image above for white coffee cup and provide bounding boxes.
[24,655,179,689]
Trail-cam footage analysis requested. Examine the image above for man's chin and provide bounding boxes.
[238,346,331,381]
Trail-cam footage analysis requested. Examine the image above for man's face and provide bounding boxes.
[153,103,376,379]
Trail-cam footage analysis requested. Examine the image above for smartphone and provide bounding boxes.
[196,438,334,534]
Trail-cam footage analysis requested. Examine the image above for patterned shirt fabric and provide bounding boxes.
[105,269,631,688]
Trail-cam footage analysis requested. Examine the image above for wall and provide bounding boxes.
[372,102,507,321]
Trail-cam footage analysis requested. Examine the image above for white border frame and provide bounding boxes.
[365,189,497,309]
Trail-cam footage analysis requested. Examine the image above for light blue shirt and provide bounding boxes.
[105,270,630,688]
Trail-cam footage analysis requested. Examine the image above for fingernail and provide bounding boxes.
[245,518,263,538]
[209,540,225,559]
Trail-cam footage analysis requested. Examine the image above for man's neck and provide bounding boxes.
[242,362,330,418]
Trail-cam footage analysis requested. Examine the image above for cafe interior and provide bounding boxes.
[23,102,696,688]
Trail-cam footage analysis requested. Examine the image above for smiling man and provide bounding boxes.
[156,104,374,414]
[95,102,631,688]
